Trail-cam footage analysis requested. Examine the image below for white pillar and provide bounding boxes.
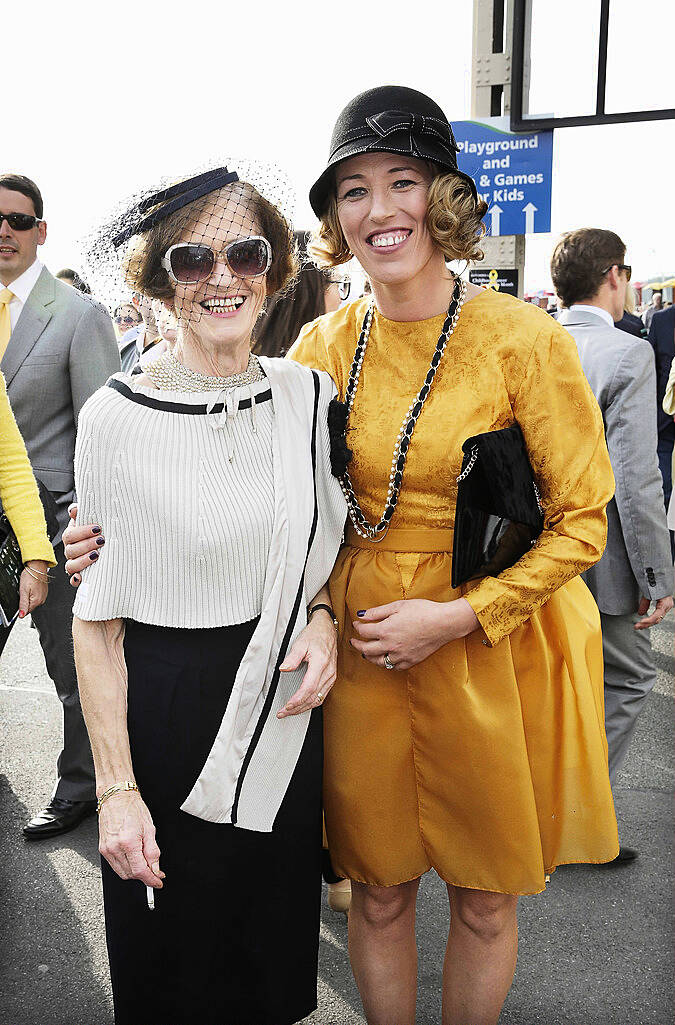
[471,0,530,299]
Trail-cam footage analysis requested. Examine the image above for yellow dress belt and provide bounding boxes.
[344,525,454,553]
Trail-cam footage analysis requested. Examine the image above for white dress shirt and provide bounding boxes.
[568,304,615,329]
[4,258,43,332]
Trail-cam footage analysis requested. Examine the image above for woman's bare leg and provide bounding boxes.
[349,877,421,1025]
[442,885,518,1025]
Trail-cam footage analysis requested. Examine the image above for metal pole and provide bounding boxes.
[471,0,527,299]
[596,0,610,117]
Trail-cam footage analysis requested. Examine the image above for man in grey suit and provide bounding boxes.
[551,228,673,860]
[0,173,120,838]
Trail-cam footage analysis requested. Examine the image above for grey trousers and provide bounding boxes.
[601,610,656,784]
[0,543,95,802]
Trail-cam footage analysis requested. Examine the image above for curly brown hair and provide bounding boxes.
[308,171,488,268]
[550,228,626,308]
[122,181,297,305]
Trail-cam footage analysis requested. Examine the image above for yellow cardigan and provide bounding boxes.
[0,373,56,566]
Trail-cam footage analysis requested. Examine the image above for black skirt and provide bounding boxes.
[102,619,323,1025]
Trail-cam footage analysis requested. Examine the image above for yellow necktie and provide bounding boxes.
[0,288,14,360]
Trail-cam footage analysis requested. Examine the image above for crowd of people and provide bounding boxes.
[0,81,673,1025]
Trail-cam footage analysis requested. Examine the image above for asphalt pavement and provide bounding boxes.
[0,614,672,1025]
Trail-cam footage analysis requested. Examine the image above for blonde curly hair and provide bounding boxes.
[308,171,488,269]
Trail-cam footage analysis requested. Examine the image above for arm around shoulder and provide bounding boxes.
[287,318,331,374]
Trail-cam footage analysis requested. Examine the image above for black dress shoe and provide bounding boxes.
[23,797,97,840]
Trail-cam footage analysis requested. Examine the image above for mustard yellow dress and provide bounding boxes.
[289,288,619,896]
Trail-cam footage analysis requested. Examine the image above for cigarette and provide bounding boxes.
[146,885,155,911]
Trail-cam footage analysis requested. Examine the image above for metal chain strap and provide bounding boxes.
[455,445,478,482]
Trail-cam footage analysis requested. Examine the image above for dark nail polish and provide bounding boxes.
[89,551,99,561]
[357,610,366,617]
[96,537,106,546]
[92,526,102,535]
[361,653,366,659]
[73,576,80,585]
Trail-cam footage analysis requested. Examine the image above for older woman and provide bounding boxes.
[69,167,345,1025]
[286,86,619,1025]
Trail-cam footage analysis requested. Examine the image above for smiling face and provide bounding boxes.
[334,153,442,289]
[0,186,47,285]
[171,187,268,351]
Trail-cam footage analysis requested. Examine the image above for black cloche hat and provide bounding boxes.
[309,84,477,218]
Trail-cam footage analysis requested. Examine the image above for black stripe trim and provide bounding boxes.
[106,377,272,414]
[231,370,322,826]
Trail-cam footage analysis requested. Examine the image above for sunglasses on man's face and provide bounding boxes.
[0,212,43,231]
[161,237,272,285]
[602,263,632,281]
[115,315,141,325]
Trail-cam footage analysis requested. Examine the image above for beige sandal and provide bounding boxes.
[327,878,352,914]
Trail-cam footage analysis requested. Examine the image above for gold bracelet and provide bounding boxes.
[23,565,52,584]
[96,781,139,814]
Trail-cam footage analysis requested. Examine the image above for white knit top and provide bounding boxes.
[73,373,275,628]
[72,358,347,832]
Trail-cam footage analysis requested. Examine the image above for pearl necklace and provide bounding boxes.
[340,278,467,541]
[144,350,265,392]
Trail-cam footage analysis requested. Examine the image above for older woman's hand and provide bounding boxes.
[351,598,479,671]
[98,791,165,889]
[64,503,105,586]
[277,610,337,717]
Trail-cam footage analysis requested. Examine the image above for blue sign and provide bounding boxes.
[452,117,553,236]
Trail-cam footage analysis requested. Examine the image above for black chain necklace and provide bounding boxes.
[338,277,467,541]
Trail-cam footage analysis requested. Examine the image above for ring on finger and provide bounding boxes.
[383,653,395,671]
[317,691,324,702]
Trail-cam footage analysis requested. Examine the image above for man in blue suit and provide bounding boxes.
[648,302,675,515]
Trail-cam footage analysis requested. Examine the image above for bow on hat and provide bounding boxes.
[364,110,459,156]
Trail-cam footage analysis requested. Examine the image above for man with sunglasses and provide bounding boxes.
[0,172,119,840]
[551,228,673,863]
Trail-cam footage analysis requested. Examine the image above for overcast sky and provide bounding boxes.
[9,0,675,296]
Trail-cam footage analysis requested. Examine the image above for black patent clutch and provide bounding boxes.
[451,423,544,588]
[0,479,59,627]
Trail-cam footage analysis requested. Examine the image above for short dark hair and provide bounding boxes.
[0,173,43,219]
[55,267,91,294]
[550,228,626,308]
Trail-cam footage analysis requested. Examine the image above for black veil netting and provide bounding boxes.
[81,159,296,323]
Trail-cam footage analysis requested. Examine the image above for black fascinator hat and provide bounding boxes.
[309,84,477,218]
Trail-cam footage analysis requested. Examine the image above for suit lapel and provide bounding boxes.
[1,268,55,386]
